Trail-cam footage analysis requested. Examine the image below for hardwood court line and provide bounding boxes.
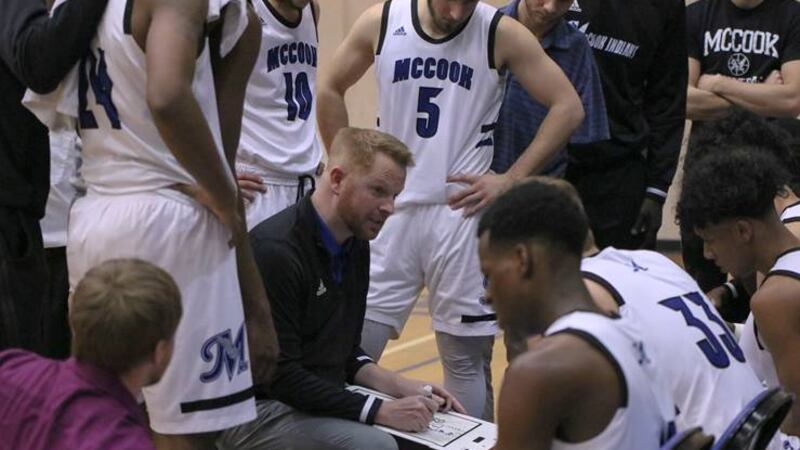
[398,355,440,374]
[383,333,436,356]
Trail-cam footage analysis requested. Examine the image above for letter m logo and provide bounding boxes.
[199,324,249,383]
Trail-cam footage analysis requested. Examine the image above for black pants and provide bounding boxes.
[566,153,650,250]
[0,208,47,351]
[41,246,70,358]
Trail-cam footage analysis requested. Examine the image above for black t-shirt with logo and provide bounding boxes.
[687,0,800,83]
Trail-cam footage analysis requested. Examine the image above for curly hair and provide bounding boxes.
[687,110,800,193]
[478,179,588,257]
[677,146,789,231]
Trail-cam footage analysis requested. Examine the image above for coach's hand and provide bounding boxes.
[172,183,247,247]
[237,172,267,205]
[394,378,466,414]
[375,396,439,432]
[447,173,513,217]
[631,197,662,250]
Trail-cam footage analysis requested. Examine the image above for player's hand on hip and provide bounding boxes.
[447,173,513,217]
[375,396,439,432]
[172,183,246,247]
[237,172,266,205]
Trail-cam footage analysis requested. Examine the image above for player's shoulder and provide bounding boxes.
[250,204,303,251]
[754,271,800,311]
[511,333,622,404]
[360,1,388,23]
[518,333,612,381]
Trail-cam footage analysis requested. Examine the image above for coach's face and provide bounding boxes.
[338,153,406,240]
[695,219,756,277]
[428,0,480,34]
[478,232,534,334]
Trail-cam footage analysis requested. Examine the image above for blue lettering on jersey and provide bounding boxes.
[392,57,474,90]
[199,323,249,383]
[267,41,318,72]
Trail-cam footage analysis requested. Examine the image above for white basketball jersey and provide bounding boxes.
[741,248,800,390]
[546,311,676,450]
[237,1,322,181]
[375,0,505,205]
[581,248,764,438]
[781,201,800,225]
[75,0,241,195]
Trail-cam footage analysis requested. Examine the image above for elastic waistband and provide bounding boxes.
[235,163,316,185]
[83,186,200,208]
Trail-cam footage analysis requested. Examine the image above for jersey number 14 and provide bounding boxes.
[79,48,121,130]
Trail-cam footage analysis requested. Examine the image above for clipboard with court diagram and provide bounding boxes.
[347,385,497,449]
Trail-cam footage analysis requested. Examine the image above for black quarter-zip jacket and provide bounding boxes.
[250,195,382,424]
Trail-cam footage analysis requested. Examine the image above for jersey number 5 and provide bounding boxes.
[283,72,313,121]
[417,87,443,138]
[659,292,745,368]
[79,48,121,130]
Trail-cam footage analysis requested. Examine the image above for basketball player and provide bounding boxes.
[478,180,676,449]
[679,148,800,448]
[317,0,583,419]
[682,110,800,318]
[581,231,765,438]
[25,0,279,448]
[236,0,323,230]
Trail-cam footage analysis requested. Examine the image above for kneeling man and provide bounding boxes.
[218,127,464,450]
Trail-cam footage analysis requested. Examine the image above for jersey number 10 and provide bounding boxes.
[283,72,313,121]
[659,292,746,369]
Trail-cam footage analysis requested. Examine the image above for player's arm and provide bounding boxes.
[496,16,583,182]
[142,0,239,229]
[701,60,800,118]
[447,16,583,216]
[210,3,261,170]
[686,57,734,121]
[316,4,381,150]
[496,337,606,450]
[750,280,800,436]
[0,0,109,93]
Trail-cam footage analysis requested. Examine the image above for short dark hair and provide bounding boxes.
[687,110,800,193]
[478,180,588,256]
[677,147,789,231]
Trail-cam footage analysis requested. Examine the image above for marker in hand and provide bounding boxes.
[423,384,451,413]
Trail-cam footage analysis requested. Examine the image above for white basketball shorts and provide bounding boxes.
[365,203,497,337]
[67,189,256,434]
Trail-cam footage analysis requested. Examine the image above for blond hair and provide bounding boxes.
[329,127,414,172]
[70,259,182,375]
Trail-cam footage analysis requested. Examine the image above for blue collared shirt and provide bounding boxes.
[314,210,352,285]
[491,0,609,176]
